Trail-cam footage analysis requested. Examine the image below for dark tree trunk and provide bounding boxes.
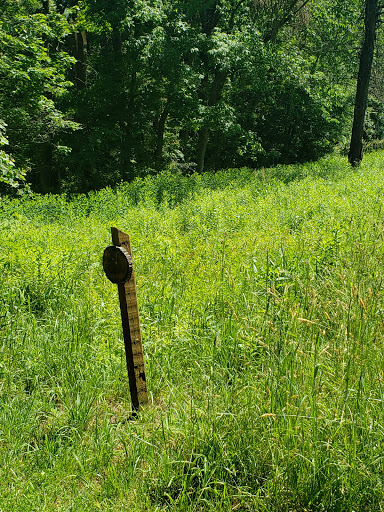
[120,69,138,181]
[74,31,87,89]
[38,140,57,193]
[41,0,49,14]
[154,105,169,165]
[109,26,134,180]
[197,126,209,173]
[200,0,222,35]
[38,0,60,192]
[348,0,379,166]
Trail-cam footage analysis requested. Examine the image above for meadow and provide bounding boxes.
[1,153,384,511]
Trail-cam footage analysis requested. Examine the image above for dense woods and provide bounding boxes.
[1,0,384,193]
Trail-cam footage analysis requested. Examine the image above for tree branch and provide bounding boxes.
[263,0,311,43]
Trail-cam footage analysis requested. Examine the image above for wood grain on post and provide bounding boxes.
[110,227,148,411]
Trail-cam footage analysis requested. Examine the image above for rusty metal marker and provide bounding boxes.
[103,227,148,411]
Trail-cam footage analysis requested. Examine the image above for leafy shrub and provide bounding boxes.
[0,121,28,195]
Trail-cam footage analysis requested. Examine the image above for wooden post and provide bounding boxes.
[103,227,148,411]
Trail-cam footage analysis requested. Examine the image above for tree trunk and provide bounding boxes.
[120,69,137,181]
[197,127,209,173]
[348,0,379,166]
[74,31,87,89]
[42,0,49,14]
[154,105,169,165]
[38,0,60,192]
[38,140,57,193]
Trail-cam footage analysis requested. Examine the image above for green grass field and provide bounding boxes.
[2,152,384,511]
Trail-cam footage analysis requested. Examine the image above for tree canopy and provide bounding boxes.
[0,0,383,193]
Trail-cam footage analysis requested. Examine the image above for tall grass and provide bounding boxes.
[1,152,384,510]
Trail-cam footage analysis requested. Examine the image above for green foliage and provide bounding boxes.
[0,121,28,195]
[0,0,78,191]
[364,96,384,143]
[0,0,382,193]
[2,153,384,509]
[53,0,366,191]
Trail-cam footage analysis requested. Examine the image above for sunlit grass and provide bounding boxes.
[1,152,384,510]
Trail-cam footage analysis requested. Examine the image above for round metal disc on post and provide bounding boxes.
[103,245,133,284]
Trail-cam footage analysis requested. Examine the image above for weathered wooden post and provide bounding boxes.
[103,227,148,411]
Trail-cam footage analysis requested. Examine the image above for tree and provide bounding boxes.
[0,0,78,192]
[348,0,381,166]
[0,121,27,195]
